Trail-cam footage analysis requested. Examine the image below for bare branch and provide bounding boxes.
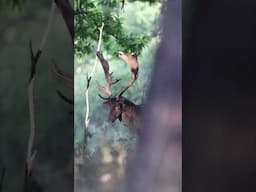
[85,74,92,129]
[25,42,41,192]
[27,41,42,176]
[84,22,105,140]
[89,23,105,77]
[25,2,56,190]
[28,41,42,82]
[121,0,125,10]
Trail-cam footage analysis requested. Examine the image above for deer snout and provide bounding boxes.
[108,105,122,123]
[108,114,119,123]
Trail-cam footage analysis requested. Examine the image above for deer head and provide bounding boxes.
[96,51,141,128]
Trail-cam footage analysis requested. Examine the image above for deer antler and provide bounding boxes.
[52,61,74,105]
[52,60,74,89]
[97,51,142,127]
[117,51,139,98]
[96,51,120,98]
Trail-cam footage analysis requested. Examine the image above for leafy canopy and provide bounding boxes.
[74,0,161,57]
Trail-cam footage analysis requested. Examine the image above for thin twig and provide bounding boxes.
[27,77,36,174]
[90,23,105,77]
[85,75,91,128]
[84,22,104,134]
[121,0,125,11]
[26,42,42,176]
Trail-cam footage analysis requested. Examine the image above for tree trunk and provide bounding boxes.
[126,1,182,192]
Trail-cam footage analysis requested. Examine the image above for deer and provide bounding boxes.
[52,50,143,130]
[96,51,143,131]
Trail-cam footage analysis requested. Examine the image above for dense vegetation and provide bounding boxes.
[75,0,161,57]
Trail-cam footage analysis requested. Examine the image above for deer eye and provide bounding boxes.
[118,51,124,56]
[131,52,137,57]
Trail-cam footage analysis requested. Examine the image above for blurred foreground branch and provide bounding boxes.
[126,0,181,192]
[54,0,74,43]
[24,2,55,191]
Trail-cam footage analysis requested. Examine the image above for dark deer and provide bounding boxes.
[96,51,143,130]
[52,50,143,129]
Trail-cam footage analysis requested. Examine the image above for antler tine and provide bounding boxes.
[117,51,139,98]
[52,60,74,89]
[96,81,111,96]
[117,71,137,98]
[96,51,120,98]
[110,72,121,85]
[98,94,109,100]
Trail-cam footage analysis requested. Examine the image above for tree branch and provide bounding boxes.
[121,0,125,10]
[84,22,104,140]
[25,2,55,191]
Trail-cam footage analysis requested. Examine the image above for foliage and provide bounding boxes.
[74,0,162,57]
[129,0,161,2]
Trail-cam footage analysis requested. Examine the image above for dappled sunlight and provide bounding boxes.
[101,147,114,164]
[74,143,130,192]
